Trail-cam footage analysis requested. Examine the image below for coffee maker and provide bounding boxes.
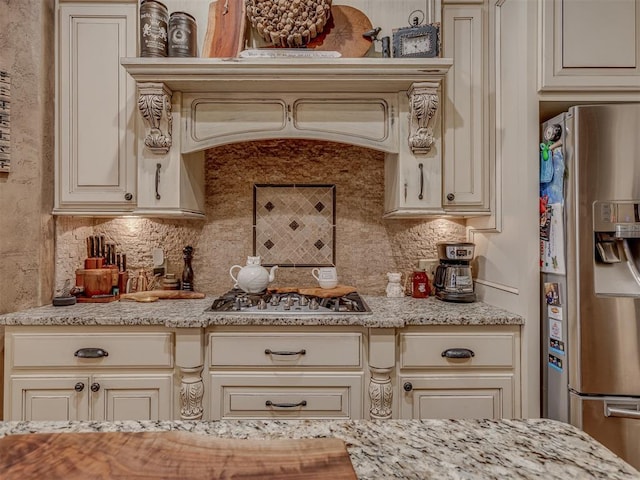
[433,242,476,302]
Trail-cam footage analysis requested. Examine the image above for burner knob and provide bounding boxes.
[299,296,309,306]
[233,298,243,311]
[257,298,267,310]
[270,294,280,306]
[309,298,319,310]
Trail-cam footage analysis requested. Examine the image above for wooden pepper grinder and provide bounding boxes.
[181,245,194,291]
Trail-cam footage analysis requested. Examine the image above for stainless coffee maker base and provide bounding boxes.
[435,290,476,303]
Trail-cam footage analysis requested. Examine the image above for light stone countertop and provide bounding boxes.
[0,295,523,328]
[0,419,637,479]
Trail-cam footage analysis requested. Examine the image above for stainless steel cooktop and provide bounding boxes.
[207,289,371,315]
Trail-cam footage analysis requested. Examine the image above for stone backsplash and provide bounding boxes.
[55,140,466,296]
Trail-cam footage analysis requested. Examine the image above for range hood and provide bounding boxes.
[121,57,453,217]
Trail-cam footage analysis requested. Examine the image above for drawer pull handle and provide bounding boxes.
[265,400,307,408]
[74,382,85,392]
[74,348,109,358]
[442,348,475,359]
[264,349,306,356]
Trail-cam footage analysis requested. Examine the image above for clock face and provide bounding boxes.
[392,24,439,58]
[402,35,431,55]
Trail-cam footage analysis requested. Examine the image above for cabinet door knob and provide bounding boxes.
[446,193,455,202]
[90,382,101,392]
[74,382,85,392]
[403,382,413,392]
[124,192,133,201]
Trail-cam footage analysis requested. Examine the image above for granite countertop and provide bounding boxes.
[0,295,523,328]
[0,419,636,479]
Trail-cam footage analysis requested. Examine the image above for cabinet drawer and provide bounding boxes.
[10,333,173,368]
[209,333,362,368]
[400,333,515,368]
[210,373,363,419]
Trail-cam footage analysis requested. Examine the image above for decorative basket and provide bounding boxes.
[245,0,332,48]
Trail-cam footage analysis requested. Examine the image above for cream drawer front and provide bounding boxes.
[10,333,173,368]
[209,333,362,368]
[210,373,363,419]
[400,333,515,368]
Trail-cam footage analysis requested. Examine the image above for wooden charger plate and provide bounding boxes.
[0,431,356,479]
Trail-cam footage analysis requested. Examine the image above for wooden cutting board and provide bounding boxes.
[298,285,358,298]
[307,5,374,57]
[268,285,358,298]
[202,0,247,57]
[120,290,205,301]
[0,432,357,479]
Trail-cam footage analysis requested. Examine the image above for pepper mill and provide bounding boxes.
[181,245,194,291]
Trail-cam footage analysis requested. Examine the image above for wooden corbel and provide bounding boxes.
[137,82,173,154]
[407,82,439,154]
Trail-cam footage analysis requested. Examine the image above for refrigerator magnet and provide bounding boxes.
[549,318,563,341]
[548,354,563,372]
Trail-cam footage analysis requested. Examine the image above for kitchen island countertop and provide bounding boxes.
[0,418,636,479]
[0,295,523,328]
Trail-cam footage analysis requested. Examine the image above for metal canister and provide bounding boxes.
[168,11,197,57]
[140,0,169,57]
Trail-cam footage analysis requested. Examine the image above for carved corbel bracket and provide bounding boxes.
[179,365,204,420]
[369,366,393,419]
[137,82,173,154]
[407,82,440,155]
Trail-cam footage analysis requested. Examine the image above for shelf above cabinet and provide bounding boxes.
[120,57,453,93]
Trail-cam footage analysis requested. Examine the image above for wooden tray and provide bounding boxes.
[0,432,356,479]
[76,295,119,303]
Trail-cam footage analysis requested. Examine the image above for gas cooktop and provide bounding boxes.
[207,289,371,315]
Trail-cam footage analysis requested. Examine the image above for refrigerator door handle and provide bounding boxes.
[605,401,640,419]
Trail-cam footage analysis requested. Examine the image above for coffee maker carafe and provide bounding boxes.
[433,242,476,302]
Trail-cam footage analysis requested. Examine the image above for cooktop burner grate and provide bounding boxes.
[207,289,371,315]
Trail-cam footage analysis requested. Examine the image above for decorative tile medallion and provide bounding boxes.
[254,184,336,267]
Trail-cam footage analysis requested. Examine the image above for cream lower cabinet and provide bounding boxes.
[206,327,365,420]
[397,326,520,419]
[4,327,174,421]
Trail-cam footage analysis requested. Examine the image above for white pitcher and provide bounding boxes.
[229,256,278,293]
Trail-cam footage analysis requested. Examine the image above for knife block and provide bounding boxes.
[76,268,113,297]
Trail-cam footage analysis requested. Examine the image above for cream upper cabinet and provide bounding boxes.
[54,2,138,215]
[540,0,640,91]
[441,2,490,214]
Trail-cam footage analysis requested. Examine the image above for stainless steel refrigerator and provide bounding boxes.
[540,104,640,469]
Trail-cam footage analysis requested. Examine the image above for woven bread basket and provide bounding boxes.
[245,0,332,47]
